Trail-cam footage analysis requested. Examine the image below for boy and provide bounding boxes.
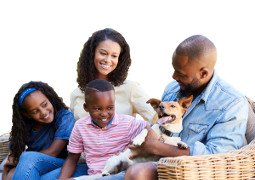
[58,79,150,179]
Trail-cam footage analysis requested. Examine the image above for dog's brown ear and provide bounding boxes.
[146,98,161,111]
[178,95,193,114]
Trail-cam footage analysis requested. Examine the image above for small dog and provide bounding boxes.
[76,96,193,180]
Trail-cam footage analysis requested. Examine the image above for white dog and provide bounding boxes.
[75,96,193,180]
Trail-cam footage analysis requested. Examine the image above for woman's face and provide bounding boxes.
[22,91,54,130]
[94,39,121,80]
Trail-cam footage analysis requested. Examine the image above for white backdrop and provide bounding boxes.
[1,0,255,135]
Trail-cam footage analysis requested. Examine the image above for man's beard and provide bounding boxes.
[180,78,200,96]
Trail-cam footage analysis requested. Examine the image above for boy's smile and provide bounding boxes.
[84,90,115,128]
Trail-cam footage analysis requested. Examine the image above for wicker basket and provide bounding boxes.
[0,133,10,163]
[158,139,255,180]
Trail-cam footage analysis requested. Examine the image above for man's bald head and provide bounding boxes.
[174,35,217,70]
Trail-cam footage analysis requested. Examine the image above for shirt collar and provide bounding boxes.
[200,70,219,103]
[177,70,218,103]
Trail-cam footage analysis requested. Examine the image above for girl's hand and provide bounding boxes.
[2,156,17,180]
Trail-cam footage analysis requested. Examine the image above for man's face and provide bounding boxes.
[172,53,202,95]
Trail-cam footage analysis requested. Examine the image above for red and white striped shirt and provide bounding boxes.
[67,113,150,175]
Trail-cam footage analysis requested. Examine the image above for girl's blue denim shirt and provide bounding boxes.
[162,71,249,155]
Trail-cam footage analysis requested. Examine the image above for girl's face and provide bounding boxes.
[84,90,115,128]
[94,39,121,80]
[22,91,54,130]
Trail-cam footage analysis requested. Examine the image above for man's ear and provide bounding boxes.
[83,103,89,112]
[178,95,193,114]
[200,67,209,79]
[146,98,161,112]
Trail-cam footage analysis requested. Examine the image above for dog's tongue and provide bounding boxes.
[158,117,170,125]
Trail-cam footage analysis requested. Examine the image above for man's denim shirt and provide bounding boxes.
[162,71,248,155]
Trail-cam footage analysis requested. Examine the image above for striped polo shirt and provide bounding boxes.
[67,113,150,175]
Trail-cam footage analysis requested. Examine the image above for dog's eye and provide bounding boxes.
[170,105,175,108]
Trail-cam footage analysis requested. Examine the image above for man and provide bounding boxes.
[98,35,249,180]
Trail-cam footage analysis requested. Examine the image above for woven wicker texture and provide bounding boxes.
[0,133,10,163]
[158,139,255,180]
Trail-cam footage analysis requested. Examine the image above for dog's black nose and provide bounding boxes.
[159,105,164,110]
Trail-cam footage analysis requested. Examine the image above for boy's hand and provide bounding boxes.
[128,125,158,159]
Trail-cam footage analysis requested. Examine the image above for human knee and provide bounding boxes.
[19,151,39,163]
[126,163,142,178]
[125,162,157,180]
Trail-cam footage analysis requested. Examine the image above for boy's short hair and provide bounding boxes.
[85,79,114,98]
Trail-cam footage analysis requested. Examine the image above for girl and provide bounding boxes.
[70,28,155,123]
[2,81,87,180]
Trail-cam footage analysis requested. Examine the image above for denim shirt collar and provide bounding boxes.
[200,70,219,103]
[177,70,218,103]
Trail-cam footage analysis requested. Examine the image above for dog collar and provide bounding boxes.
[159,125,180,137]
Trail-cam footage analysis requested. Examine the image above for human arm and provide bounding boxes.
[58,152,81,179]
[129,81,156,123]
[40,109,75,157]
[57,119,84,179]
[70,88,87,121]
[161,79,249,155]
[189,97,249,155]
[128,126,190,159]
[39,139,68,157]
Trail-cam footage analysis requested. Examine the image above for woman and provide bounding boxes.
[70,28,155,123]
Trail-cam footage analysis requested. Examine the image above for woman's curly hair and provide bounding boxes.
[77,28,131,92]
[9,81,68,163]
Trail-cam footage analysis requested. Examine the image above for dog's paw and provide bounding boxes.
[132,137,144,146]
[177,142,188,149]
[102,172,110,176]
[132,129,148,146]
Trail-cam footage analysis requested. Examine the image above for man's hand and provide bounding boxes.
[128,125,159,159]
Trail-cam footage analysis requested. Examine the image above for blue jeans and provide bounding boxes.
[12,151,88,180]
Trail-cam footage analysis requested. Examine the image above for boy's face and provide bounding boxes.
[84,90,115,128]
